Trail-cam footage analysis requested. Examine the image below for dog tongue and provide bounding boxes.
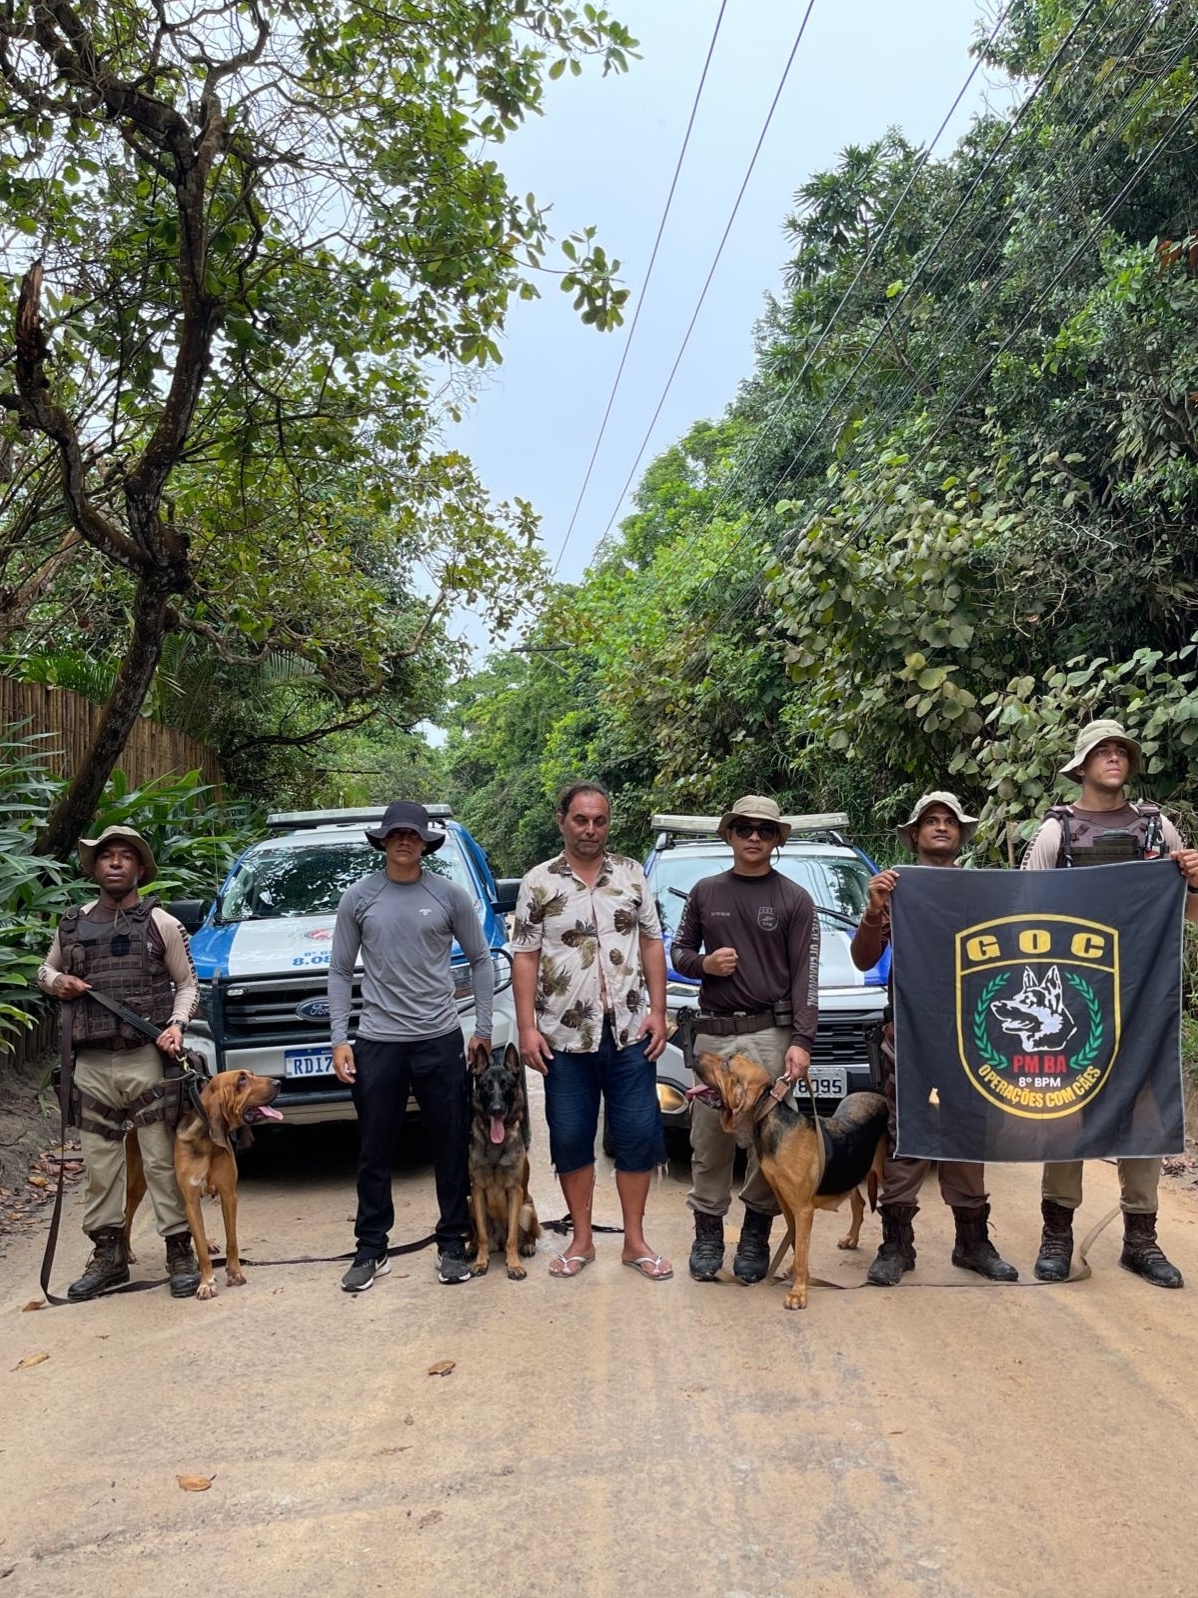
[489,1115,506,1145]
[244,1104,284,1123]
[685,1084,724,1110]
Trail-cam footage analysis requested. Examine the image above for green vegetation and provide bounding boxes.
[445,0,1198,872]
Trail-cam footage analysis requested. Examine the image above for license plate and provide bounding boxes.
[284,1047,335,1078]
[795,1068,847,1099]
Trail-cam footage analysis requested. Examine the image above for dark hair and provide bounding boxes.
[555,781,611,818]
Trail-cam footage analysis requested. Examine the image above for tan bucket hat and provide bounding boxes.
[1059,718,1141,780]
[896,791,978,851]
[717,795,791,846]
[77,824,158,882]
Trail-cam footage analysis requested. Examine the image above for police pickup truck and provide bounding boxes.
[642,812,888,1147]
[175,807,516,1125]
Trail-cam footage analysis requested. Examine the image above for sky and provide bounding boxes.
[444,0,1013,656]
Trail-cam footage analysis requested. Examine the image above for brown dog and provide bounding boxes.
[692,1051,889,1310]
[467,1042,541,1279]
[125,1069,282,1300]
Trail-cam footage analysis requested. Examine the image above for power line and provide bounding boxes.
[587,0,820,559]
[549,0,728,579]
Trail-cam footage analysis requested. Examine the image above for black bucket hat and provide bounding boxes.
[364,801,445,854]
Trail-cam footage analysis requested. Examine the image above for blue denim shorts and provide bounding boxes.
[543,1018,666,1175]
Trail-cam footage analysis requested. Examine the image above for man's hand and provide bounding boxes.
[1172,848,1198,889]
[467,1034,490,1062]
[864,870,898,917]
[784,1045,811,1083]
[54,973,91,1000]
[702,947,738,977]
[519,1026,553,1076]
[156,1023,184,1056]
[332,1043,356,1084]
[637,1008,668,1062]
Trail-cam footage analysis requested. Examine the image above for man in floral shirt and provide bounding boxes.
[512,782,672,1281]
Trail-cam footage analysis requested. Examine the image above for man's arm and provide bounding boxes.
[1161,818,1198,923]
[1021,818,1062,872]
[669,882,705,979]
[327,889,362,1081]
[512,950,551,1072]
[636,933,668,1062]
[851,870,896,971]
[786,892,819,1075]
[154,911,200,1026]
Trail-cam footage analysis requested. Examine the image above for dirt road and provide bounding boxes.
[3,1077,1198,1598]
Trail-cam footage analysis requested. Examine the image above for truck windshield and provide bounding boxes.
[218,839,474,921]
[652,850,871,932]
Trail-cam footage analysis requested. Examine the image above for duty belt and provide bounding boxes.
[696,1008,779,1037]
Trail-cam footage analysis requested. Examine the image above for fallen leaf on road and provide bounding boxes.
[20,1301,44,1313]
[14,1352,49,1370]
[427,1360,455,1377]
[26,1175,47,1189]
[176,1474,215,1492]
[887,1429,904,1436]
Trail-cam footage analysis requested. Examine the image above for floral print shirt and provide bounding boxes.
[511,852,663,1051]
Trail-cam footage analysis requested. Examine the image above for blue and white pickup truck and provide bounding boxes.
[177,807,516,1125]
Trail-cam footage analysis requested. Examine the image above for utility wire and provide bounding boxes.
[549,0,728,580]
[587,0,819,559]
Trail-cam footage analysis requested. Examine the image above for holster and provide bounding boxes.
[864,1019,895,1093]
[673,1005,697,1072]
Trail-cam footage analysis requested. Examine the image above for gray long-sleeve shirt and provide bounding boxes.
[327,869,494,1044]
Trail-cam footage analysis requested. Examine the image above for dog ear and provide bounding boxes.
[202,1080,231,1150]
[1023,967,1038,990]
[1044,966,1062,1000]
[470,1042,491,1075]
[502,1045,521,1073]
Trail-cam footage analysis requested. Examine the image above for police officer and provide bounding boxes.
[37,826,201,1300]
[1023,720,1198,1288]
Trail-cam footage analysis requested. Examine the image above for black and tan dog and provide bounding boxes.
[468,1042,541,1279]
[692,1050,889,1310]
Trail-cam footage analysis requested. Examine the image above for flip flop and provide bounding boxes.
[548,1252,594,1278]
[622,1254,673,1281]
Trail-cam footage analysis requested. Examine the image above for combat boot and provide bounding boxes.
[866,1203,918,1287]
[1120,1212,1184,1289]
[67,1226,130,1301]
[1033,1199,1074,1282]
[951,1203,1018,1281]
[165,1230,201,1298]
[688,1211,724,1282]
[732,1208,774,1284]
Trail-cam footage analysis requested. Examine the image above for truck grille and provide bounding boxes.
[811,1019,872,1068]
[202,976,362,1046]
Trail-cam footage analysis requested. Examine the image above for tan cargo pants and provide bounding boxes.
[687,1026,786,1218]
[1042,1157,1161,1215]
[74,1043,188,1236]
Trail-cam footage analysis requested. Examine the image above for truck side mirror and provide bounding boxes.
[492,879,521,916]
[165,899,209,934]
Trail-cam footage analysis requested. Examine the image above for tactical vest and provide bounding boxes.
[1047,802,1165,868]
[58,895,175,1046]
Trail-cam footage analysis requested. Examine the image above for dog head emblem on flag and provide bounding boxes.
[955,915,1120,1119]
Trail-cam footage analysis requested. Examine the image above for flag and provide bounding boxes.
[890,860,1186,1162]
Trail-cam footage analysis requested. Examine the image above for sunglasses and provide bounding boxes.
[730,820,780,840]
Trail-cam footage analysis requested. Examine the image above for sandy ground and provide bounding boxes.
[3,1075,1198,1598]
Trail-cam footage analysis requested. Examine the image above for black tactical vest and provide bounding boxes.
[58,895,175,1046]
[1047,802,1165,868]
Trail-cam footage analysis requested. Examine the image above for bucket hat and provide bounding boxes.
[716,795,792,846]
[77,825,158,883]
[896,792,978,851]
[1059,719,1141,781]
[364,801,445,854]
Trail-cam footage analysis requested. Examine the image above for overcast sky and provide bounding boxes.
[445,0,1010,653]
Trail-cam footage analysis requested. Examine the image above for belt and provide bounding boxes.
[696,1009,778,1037]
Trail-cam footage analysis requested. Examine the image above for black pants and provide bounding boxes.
[350,1032,470,1254]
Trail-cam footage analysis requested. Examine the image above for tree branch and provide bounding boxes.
[226,707,378,758]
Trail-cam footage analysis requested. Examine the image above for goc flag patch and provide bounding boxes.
[890,861,1186,1163]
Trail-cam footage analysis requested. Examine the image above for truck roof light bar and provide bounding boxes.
[265,804,455,833]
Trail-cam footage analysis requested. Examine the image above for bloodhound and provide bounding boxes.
[691,1051,889,1311]
[125,1069,282,1300]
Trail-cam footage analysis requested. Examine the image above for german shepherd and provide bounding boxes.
[692,1050,888,1311]
[468,1042,541,1279]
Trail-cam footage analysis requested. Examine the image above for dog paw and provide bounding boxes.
[226,1267,246,1287]
[197,1280,218,1301]
[518,1241,538,1257]
[506,1263,527,1281]
[783,1289,808,1311]
[836,1235,858,1251]
[469,1259,490,1277]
